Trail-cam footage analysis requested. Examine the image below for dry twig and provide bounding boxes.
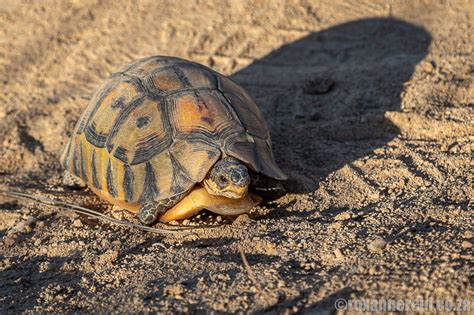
[238,243,263,295]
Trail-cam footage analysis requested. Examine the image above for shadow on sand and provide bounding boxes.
[231,17,431,195]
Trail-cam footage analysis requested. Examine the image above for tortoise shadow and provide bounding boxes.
[0,253,86,312]
[230,18,431,195]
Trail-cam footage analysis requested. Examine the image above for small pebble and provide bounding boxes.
[463,231,473,238]
[368,237,387,253]
[303,75,335,94]
[2,258,11,269]
[98,250,119,265]
[73,219,83,228]
[3,237,15,247]
[440,254,450,261]
[334,248,344,259]
[461,240,472,249]
[421,60,435,73]
[164,283,185,296]
[182,219,190,225]
[334,212,351,221]
[9,220,33,234]
[233,214,251,225]
[329,222,342,230]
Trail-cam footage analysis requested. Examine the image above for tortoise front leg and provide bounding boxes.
[138,192,188,225]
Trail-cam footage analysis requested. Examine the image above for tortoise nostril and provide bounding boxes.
[231,173,240,183]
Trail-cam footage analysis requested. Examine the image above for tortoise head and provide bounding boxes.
[203,157,250,199]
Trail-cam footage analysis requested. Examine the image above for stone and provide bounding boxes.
[368,237,387,253]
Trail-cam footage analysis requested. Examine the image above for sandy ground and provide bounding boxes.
[0,0,473,313]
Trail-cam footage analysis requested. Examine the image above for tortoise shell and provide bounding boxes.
[61,56,286,210]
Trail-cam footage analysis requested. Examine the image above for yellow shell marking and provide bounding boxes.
[148,151,174,199]
[89,184,140,212]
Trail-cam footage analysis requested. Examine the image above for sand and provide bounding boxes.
[0,0,472,313]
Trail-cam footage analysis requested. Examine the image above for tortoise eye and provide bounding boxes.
[219,175,228,183]
[136,116,151,128]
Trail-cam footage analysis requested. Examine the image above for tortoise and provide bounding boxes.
[61,56,286,225]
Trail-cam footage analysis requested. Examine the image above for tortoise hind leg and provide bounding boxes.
[62,170,87,189]
[138,192,187,226]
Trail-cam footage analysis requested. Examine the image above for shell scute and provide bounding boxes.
[106,97,171,165]
[177,65,217,90]
[144,64,217,95]
[170,90,242,137]
[170,140,221,182]
[83,80,143,148]
[146,67,187,93]
[147,151,175,200]
[219,76,268,139]
[225,134,287,180]
[120,56,180,77]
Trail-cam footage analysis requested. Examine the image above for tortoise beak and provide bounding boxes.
[231,186,248,198]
